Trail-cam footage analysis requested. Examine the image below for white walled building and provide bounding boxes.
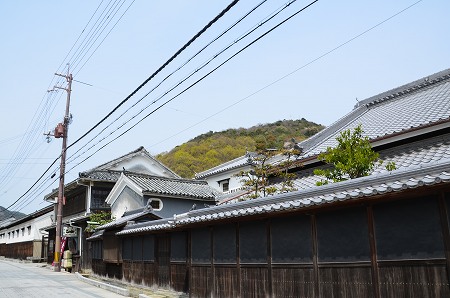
[0,206,53,260]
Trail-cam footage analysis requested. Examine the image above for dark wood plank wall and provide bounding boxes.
[240,266,269,297]
[0,241,34,259]
[378,263,449,297]
[115,188,450,297]
[171,263,189,292]
[122,260,132,282]
[143,262,156,286]
[213,266,239,298]
[190,266,212,297]
[271,266,315,298]
[92,259,107,276]
[318,265,373,298]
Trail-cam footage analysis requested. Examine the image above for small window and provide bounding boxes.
[27,226,31,235]
[21,228,25,237]
[8,232,11,239]
[218,179,230,193]
[222,182,229,192]
[149,199,162,211]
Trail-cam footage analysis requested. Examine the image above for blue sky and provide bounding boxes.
[0,0,449,213]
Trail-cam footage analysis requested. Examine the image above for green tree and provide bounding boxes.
[277,147,302,193]
[85,211,115,232]
[314,125,395,185]
[236,135,285,200]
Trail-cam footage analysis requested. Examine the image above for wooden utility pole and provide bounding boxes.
[51,66,73,272]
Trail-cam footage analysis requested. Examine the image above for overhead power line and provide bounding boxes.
[8,0,424,212]
[66,0,240,153]
[6,0,240,211]
[65,0,273,166]
[63,0,309,169]
[0,0,133,209]
[63,0,320,174]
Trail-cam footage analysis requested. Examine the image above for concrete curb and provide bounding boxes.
[75,272,130,297]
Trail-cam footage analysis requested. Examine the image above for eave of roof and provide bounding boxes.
[124,172,219,200]
[83,146,180,178]
[96,208,160,231]
[296,68,450,159]
[117,158,450,236]
[195,153,256,179]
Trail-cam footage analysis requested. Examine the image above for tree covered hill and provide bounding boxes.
[156,118,324,178]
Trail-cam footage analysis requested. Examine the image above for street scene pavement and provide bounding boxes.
[0,259,124,298]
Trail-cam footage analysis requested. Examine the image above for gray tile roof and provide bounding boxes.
[86,229,104,241]
[124,172,219,201]
[218,132,450,203]
[117,157,450,236]
[95,207,160,231]
[79,170,122,182]
[83,146,180,178]
[195,152,256,179]
[116,218,173,235]
[280,133,450,194]
[298,68,450,158]
[116,69,450,235]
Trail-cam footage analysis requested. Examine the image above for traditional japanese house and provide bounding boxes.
[113,68,450,297]
[87,172,219,278]
[42,146,180,271]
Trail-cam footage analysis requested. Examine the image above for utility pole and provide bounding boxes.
[50,66,73,272]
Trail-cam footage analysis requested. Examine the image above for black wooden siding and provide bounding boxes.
[104,189,450,297]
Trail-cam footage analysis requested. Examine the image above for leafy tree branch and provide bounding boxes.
[314,125,395,185]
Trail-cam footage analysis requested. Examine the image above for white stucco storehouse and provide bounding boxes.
[0,206,53,260]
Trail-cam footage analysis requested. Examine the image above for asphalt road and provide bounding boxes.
[0,259,125,298]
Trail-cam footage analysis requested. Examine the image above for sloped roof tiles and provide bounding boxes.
[195,152,255,179]
[117,68,450,236]
[117,159,450,236]
[299,69,450,157]
[124,172,219,200]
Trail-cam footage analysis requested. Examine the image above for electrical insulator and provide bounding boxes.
[54,123,64,138]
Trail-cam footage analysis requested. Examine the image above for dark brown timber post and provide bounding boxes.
[367,205,380,298]
[438,192,450,287]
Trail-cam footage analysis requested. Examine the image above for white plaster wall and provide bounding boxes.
[203,164,253,193]
[111,186,143,219]
[0,212,52,244]
[108,155,176,178]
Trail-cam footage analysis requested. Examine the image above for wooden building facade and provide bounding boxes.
[111,182,450,297]
[89,67,450,297]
